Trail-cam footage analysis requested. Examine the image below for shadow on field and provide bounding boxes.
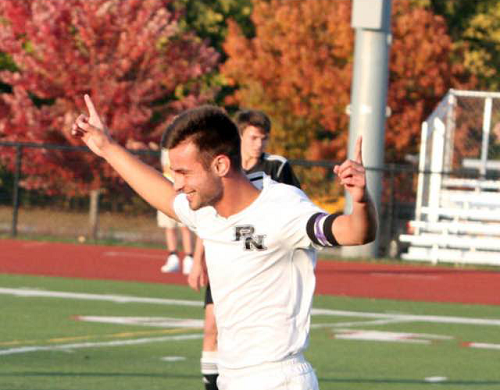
[319,377,500,386]
[2,372,500,388]
[0,370,200,381]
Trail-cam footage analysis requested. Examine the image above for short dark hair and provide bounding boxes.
[234,109,271,135]
[162,105,241,170]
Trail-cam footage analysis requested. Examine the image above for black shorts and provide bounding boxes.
[204,283,213,307]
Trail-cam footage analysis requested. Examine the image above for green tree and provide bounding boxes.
[429,0,500,90]
[175,0,254,105]
[177,0,253,53]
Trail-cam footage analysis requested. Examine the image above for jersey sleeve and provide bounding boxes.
[173,194,197,232]
[277,186,327,250]
[277,162,301,189]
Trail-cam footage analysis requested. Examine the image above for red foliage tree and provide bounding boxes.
[221,0,474,163]
[0,0,219,194]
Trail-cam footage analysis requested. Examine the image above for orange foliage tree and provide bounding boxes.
[221,0,474,164]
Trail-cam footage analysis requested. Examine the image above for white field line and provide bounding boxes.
[311,308,500,327]
[311,318,415,328]
[330,329,453,344]
[0,287,203,307]
[466,342,500,350]
[75,316,205,328]
[0,334,202,356]
[370,272,440,280]
[2,287,500,327]
[102,251,165,259]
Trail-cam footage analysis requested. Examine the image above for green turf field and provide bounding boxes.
[1,274,500,390]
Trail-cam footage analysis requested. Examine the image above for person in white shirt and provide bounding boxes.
[188,108,302,390]
[72,95,377,390]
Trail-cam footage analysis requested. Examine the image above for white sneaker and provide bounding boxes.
[161,253,180,273]
[182,255,194,275]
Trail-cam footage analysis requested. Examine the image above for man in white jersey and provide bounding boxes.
[72,95,378,390]
[188,108,302,390]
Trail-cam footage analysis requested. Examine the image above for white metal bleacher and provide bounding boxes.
[399,90,500,266]
[400,180,500,265]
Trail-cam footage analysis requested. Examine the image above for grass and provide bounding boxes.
[1,273,500,390]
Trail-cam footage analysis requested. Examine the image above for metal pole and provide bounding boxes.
[480,97,493,178]
[11,145,22,237]
[342,0,392,258]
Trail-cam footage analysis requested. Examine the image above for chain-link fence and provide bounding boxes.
[0,141,417,256]
[4,90,495,263]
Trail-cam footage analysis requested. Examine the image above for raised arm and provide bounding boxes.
[72,95,178,218]
[331,136,378,245]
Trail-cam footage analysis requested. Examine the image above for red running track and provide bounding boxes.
[1,239,499,306]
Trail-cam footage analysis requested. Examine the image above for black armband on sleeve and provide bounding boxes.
[306,212,341,247]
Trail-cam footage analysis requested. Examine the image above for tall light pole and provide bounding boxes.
[342,0,392,258]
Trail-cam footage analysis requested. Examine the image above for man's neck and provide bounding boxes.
[241,154,260,171]
[215,170,260,218]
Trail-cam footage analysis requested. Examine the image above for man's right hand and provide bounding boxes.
[71,94,179,222]
[72,94,113,157]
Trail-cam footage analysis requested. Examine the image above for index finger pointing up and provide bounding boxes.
[354,135,363,165]
[84,94,100,122]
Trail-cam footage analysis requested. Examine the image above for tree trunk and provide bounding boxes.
[89,188,101,241]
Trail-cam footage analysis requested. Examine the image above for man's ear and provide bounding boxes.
[212,155,231,177]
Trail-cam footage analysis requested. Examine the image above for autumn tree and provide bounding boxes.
[221,0,474,164]
[0,0,219,197]
[429,0,500,90]
[386,1,474,161]
[222,0,353,162]
[177,0,253,54]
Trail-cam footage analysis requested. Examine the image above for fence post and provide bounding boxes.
[89,188,101,241]
[11,145,22,237]
[388,164,396,243]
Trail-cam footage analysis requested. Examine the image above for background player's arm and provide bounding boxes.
[188,237,208,292]
[72,95,178,219]
[331,136,378,246]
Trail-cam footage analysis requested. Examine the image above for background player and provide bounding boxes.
[187,109,302,390]
[238,109,301,187]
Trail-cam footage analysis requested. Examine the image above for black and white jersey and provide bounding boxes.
[244,153,301,189]
[174,176,326,370]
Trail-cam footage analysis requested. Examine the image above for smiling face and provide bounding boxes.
[169,140,223,210]
[240,125,269,160]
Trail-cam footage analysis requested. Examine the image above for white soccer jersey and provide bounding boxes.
[174,176,326,370]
